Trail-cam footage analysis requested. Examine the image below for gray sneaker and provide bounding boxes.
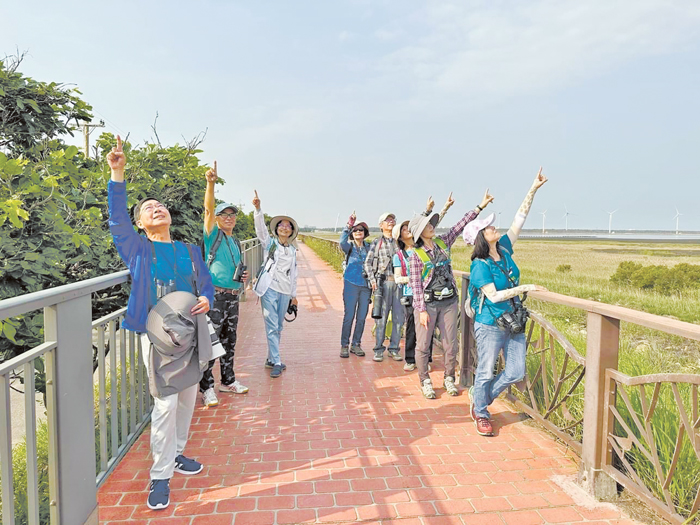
[350,344,365,357]
[340,346,350,358]
[444,376,459,396]
[147,479,170,510]
[373,351,384,362]
[270,363,285,378]
[388,350,403,361]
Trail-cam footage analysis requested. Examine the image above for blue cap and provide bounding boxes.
[214,203,239,215]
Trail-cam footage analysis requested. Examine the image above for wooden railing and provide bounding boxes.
[300,233,700,524]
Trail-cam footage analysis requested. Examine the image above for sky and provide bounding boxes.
[3,0,700,231]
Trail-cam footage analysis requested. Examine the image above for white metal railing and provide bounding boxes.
[0,238,264,525]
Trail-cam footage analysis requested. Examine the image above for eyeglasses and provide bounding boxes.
[218,213,237,218]
[141,203,167,213]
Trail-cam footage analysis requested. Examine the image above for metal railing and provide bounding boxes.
[460,273,700,524]
[299,233,700,524]
[0,238,264,525]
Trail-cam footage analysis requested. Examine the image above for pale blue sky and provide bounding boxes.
[3,1,700,231]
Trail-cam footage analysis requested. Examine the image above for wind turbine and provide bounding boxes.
[333,213,340,233]
[562,206,571,232]
[540,210,547,234]
[607,210,617,234]
[673,208,682,235]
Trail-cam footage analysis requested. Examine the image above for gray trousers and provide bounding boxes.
[414,298,459,384]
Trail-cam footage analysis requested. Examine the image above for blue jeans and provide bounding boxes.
[260,288,291,365]
[473,321,526,419]
[341,280,371,347]
[373,279,405,354]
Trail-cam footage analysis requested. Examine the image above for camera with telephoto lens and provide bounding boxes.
[496,296,530,334]
[371,275,385,319]
[232,262,247,283]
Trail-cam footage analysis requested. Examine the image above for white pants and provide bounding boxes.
[140,334,198,480]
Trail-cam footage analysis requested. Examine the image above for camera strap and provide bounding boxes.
[206,229,241,269]
[491,253,526,312]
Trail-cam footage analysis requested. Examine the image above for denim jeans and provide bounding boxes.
[473,321,526,419]
[260,288,292,365]
[373,279,405,354]
[341,280,371,347]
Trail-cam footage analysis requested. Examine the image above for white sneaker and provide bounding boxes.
[219,380,249,394]
[421,379,436,399]
[444,376,459,396]
[403,362,416,371]
[202,388,219,407]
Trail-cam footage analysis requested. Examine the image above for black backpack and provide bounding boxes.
[201,229,242,269]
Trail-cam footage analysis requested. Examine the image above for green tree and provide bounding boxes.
[0,53,92,157]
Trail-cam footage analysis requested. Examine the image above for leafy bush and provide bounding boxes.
[556,264,572,273]
[610,261,700,294]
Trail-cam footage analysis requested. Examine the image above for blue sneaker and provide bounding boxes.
[147,479,170,510]
[270,363,286,378]
[174,454,203,475]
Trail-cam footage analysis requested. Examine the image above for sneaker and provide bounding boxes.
[350,344,365,357]
[147,479,170,510]
[403,362,416,372]
[444,376,459,396]
[270,363,285,378]
[265,360,286,371]
[388,350,403,362]
[475,417,494,436]
[219,380,249,394]
[174,454,203,475]
[202,388,219,407]
[373,351,384,362]
[340,346,350,358]
[421,379,436,399]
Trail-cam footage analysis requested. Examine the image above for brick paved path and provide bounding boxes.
[98,244,640,524]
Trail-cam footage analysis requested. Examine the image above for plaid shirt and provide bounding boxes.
[409,210,479,312]
[364,235,398,286]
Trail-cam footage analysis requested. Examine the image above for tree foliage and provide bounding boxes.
[0,53,92,157]
[0,58,263,392]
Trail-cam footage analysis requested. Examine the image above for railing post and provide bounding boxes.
[579,311,619,500]
[44,295,99,525]
[459,275,475,387]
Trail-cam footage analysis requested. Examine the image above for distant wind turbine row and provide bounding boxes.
[526,208,685,234]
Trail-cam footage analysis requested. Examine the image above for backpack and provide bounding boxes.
[202,229,242,269]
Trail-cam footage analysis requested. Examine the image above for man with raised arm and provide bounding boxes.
[107,136,214,510]
[199,161,250,408]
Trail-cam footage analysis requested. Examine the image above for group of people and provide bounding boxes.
[338,170,548,437]
[107,131,548,509]
[107,137,299,510]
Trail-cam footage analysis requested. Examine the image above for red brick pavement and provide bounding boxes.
[98,244,641,524]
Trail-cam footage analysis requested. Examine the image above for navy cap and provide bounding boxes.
[215,203,239,215]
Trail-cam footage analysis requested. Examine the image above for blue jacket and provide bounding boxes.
[108,181,214,333]
[339,227,370,287]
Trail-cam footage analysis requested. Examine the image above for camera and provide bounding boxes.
[371,275,385,319]
[233,262,247,283]
[496,300,529,334]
